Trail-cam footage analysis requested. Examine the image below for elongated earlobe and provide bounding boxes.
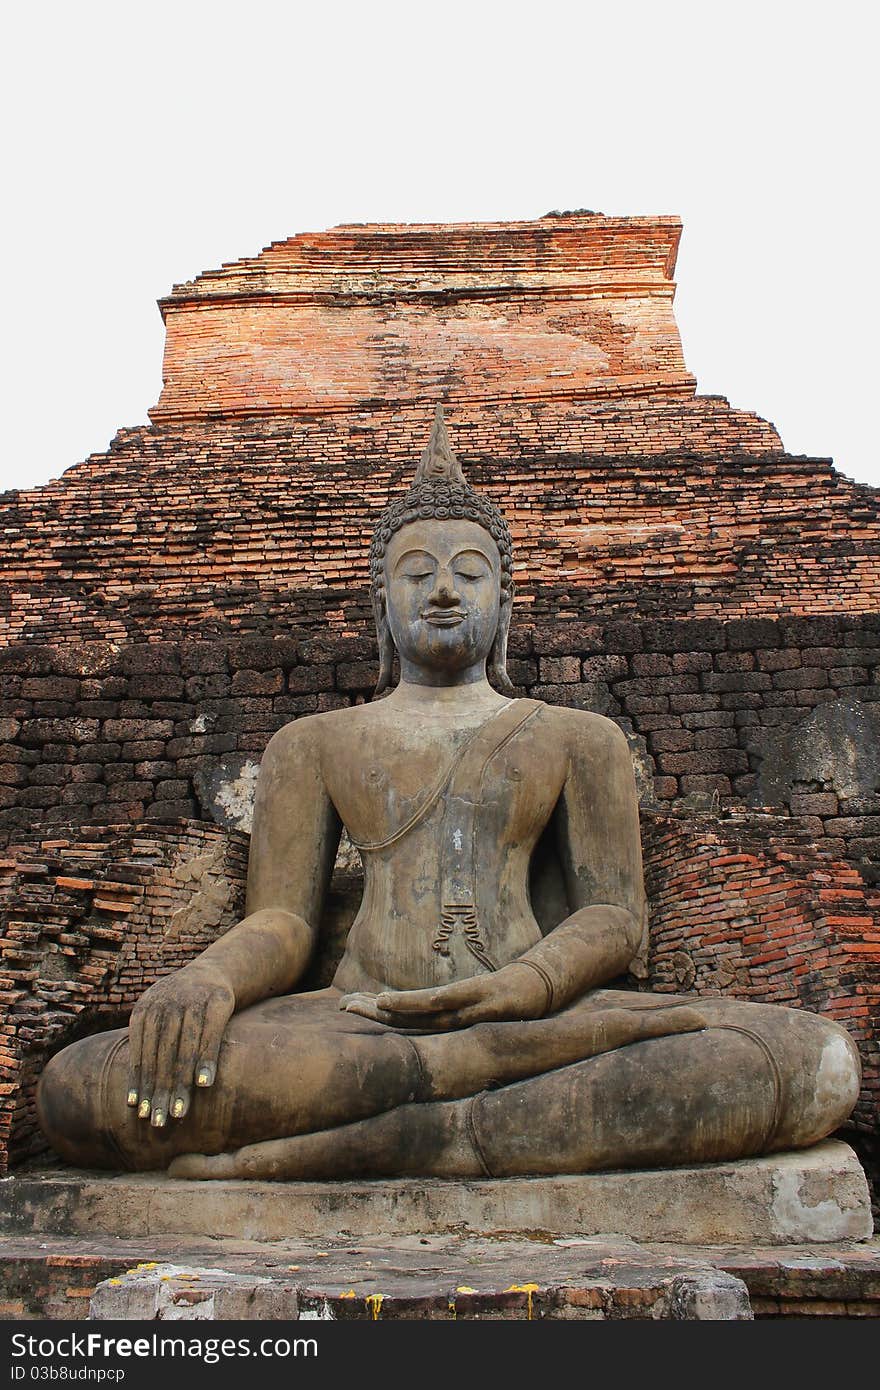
[372,593,396,698]
[487,590,515,694]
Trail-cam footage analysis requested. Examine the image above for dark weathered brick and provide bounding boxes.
[127,675,185,700]
[231,669,284,696]
[539,656,581,684]
[228,638,298,672]
[701,673,771,694]
[20,677,79,700]
[103,719,174,742]
[121,644,181,676]
[288,665,334,694]
[773,667,828,690]
[725,618,780,650]
[631,653,672,677]
[337,662,379,691]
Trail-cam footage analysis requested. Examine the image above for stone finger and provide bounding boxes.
[339,992,377,1012]
[194,996,231,1089]
[149,1011,182,1128]
[170,1008,205,1119]
[126,1009,144,1109]
[375,985,468,1013]
[136,1008,163,1120]
[342,998,397,1025]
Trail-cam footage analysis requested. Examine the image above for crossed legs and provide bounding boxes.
[36,988,860,1179]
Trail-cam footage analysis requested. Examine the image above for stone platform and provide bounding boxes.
[0,1143,874,1320]
[1,1231,879,1321]
[0,1142,872,1247]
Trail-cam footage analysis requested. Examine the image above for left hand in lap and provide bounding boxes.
[340,962,547,1029]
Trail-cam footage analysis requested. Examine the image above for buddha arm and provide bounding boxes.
[511,713,644,1014]
[187,717,342,1008]
[125,717,341,1124]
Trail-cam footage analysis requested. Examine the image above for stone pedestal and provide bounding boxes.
[1,1142,871,1246]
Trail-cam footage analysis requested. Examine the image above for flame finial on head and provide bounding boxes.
[414,404,466,485]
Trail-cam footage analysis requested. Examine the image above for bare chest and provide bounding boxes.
[322,711,568,854]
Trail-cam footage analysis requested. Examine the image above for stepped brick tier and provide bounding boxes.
[153,216,696,420]
[0,213,878,1220]
[0,216,878,648]
[1,408,878,646]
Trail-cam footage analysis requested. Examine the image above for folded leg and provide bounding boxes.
[171,1001,860,1180]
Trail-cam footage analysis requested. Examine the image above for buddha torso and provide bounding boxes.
[317,698,570,993]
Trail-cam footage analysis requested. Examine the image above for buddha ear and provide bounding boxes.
[372,590,396,699]
[487,586,515,694]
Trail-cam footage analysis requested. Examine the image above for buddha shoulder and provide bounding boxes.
[258,703,384,772]
[537,702,631,764]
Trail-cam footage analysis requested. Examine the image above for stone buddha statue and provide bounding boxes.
[37,409,861,1181]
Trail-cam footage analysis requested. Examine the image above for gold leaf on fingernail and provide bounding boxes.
[172,1099,184,1118]
[138,1100,150,1119]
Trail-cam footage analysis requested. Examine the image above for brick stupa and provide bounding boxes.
[0,214,878,1249]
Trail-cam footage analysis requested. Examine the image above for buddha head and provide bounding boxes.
[369,407,514,695]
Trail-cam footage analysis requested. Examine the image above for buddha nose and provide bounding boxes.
[429,575,461,607]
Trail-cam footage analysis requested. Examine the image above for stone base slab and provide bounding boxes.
[1,1231,880,1321]
[86,1251,754,1321]
[0,1141,872,1246]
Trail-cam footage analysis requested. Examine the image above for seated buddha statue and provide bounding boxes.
[37,409,861,1181]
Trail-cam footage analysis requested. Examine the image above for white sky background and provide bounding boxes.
[2,0,877,493]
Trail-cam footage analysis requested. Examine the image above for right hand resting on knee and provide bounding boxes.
[126,960,235,1130]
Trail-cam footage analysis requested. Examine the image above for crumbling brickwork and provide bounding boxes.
[643,809,880,1212]
[0,824,248,1173]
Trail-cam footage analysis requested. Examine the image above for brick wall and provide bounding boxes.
[1,615,877,877]
[2,407,877,646]
[643,810,880,1131]
[0,820,364,1174]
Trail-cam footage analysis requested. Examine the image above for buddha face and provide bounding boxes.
[383,518,502,681]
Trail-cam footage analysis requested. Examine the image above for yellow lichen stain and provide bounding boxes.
[339,1290,357,1299]
[456,1286,477,1294]
[447,1299,457,1320]
[365,1293,384,1321]
[107,1279,122,1286]
[505,1283,540,1320]
[287,1265,300,1271]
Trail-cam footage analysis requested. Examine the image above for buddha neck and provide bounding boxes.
[382,675,510,720]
